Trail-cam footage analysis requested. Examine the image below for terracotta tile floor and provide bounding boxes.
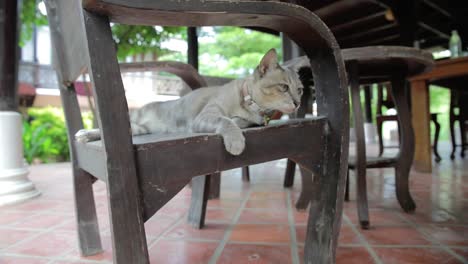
[0,142,467,263]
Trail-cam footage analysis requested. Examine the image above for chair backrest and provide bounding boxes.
[45,0,88,84]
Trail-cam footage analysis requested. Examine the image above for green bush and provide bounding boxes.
[22,107,93,164]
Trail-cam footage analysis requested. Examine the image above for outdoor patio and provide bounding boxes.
[0,143,467,264]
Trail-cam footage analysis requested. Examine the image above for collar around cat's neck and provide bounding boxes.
[241,80,276,126]
[241,80,264,116]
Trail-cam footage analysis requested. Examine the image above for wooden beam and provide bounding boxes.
[340,23,398,42]
[366,35,401,46]
[419,37,447,49]
[386,0,419,46]
[340,26,399,47]
[331,11,388,36]
[0,0,19,111]
[418,22,450,39]
[421,0,451,17]
[316,1,385,27]
[289,0,338,12]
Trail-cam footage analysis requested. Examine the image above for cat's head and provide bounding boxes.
[250,49,303,114]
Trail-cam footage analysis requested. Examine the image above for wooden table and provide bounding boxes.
[410,57,468,172]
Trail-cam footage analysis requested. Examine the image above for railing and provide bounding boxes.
[18,61,233,98]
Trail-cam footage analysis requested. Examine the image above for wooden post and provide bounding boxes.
[410,79,432,172]
[364,85,373,123]
[0,0,41,206]
[281,33,304,62]
[0,0,20,111]
[392,0,419,47]
[187,27,198,70]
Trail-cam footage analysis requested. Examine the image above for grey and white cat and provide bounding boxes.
[75,49,303,155]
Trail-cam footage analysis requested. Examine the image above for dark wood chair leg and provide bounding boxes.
[301,50,348,263]
[295,165,312,210]
[390,75,416,213]
[82,11,149,263]
[460,100,467,158]
[344,170,350,202]
[283,159,296,188]
[462,121,467,158]
[431,114,441,163]
[241,167,250,182]
[61,84,102,256]
[188,175,211,228]
[283,83,309,190]
[208,172,221,199]
[349,63,369,229]
[449,91,457,160]
[377,116,385,157]
[74,168,103,256]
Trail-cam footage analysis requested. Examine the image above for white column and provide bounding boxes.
[0,111,40,206]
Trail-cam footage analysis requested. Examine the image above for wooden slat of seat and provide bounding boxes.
[76,118,327,213]
[348,156,397,169]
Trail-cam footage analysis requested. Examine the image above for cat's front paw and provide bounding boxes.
[75,129,101,143]
[222,129,245,156]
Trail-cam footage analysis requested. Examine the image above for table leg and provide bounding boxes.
[410,80,432,172]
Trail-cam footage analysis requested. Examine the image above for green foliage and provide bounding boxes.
[22,107,93,164]
[197,27,282,77]
[22,107,69,163]
[19,1,185,60]
[429,85,450,140]
[20,0,48,46]
[111,25,185,60]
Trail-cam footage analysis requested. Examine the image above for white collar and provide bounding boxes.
[241,80,264,116]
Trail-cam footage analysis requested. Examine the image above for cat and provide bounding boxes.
[75,48,304,155]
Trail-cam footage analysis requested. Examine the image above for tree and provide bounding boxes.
[158,27,282,78]
[19,0,185,60]
[198,27,282,78]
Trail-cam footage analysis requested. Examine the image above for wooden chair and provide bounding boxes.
[429,77,468,160]
[277,46,434,229]
[449,90,468,159]
[375,84,442,162]
[45,0,349,263]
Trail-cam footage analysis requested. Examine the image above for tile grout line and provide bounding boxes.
[208,189,253,264]
[343,214,384,264]
[395,212,468,263]
[147,211,188,248]
[0,215,76,253]
[0,252,110,264]
[286,189,300,264]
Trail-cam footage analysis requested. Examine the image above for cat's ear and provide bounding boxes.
[258,48,279,77]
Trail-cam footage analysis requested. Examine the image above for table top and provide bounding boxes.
[342,46,434,83]
[283,46,434,83]
[410,56,468,83]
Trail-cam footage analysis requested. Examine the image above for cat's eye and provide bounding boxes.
[298,88,304,95]
[279,84,289,92]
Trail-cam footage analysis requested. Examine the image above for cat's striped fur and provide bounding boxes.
[75,49,303,155]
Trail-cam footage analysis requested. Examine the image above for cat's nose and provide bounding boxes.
[293,101,299,108]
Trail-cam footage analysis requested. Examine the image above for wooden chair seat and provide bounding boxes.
[76,118,326,218]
